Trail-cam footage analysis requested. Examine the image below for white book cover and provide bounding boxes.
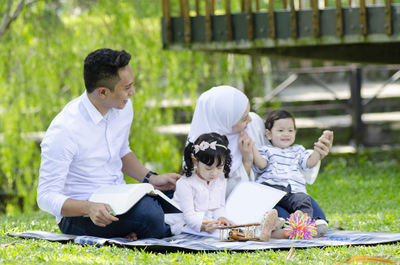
[89,183,181,215]
[225,181,286,225]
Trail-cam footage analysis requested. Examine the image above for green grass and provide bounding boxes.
[1,151,400,264]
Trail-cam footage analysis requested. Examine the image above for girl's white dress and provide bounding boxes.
[165,172,227,235]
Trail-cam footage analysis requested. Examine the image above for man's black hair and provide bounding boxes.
[84,48,131,93]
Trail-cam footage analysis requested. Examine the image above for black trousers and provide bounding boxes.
[262,183,313,217]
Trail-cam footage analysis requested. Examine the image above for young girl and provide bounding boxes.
[167,132,280,240]
[252,109,333,236]
[167,132,234,236]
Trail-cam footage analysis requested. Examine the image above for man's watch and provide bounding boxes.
[143,171,157,183]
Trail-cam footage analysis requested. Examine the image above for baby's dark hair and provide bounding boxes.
[265,109,296,130]
[183,132,232,178]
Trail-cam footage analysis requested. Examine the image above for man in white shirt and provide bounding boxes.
[37,48,180,240]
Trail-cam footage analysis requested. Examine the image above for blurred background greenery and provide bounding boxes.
[1,0,399,214]
[0,0,254,213]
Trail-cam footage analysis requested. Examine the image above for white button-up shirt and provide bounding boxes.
[37,92,133,220]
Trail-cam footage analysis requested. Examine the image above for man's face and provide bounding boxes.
[106,64,135,109]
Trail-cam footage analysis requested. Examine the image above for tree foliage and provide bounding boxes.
[0,0,251,212]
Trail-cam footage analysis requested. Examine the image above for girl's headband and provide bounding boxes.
[193,141,227,154]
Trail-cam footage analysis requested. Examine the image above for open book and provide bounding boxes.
[225,181,286,224]
[89,183,181,215]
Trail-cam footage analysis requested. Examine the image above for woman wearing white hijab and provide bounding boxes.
[188,85,253,194]
[187,85,331,221]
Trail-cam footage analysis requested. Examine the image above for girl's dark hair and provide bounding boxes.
[183,133,232,178]
[265,109,296,130]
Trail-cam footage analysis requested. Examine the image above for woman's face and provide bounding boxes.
[232,103,251,133]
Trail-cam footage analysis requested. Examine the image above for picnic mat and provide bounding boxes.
[7,230,400,252]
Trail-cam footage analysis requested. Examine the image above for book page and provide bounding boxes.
[89,184,153,215]
[150,190,181,213]
[225,182,286,225]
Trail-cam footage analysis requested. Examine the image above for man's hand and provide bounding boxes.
[149,173,180,191]
[87,201,119,227]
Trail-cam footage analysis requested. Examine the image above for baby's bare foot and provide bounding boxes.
[260,209,278,241]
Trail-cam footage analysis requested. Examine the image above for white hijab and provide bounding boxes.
[188,85,249,174]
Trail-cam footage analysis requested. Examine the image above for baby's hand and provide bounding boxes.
[321,130,334,145]
[314,130,334,160]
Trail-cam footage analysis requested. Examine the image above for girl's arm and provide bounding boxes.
[253,144,268,169]
[174,180,204,232]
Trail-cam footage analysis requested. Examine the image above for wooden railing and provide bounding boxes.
[161,0,395,43]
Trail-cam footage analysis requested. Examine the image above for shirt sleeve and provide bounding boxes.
[173,179,204,232]
[297,145,313,171]
[36,122,77,217]
[252,145,269,173]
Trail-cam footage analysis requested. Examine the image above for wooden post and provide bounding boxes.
[385,0,392,35]
[246,0,254,40]
[311,0,320,37]
[211,0,215,14]
[161,0,172,43]
[349,67,364,147]
[241,0,245,12]
[181,0,191,42]
[225,0,233,40]
[289,0,297,38]
[268,0,276,39]
[205,0,212,42]
[179,0,184,16]
[283,0,288,9]
[359,0,367,36]
[255,0,260,11]
[195,0,200,16]
[336,0,343,37]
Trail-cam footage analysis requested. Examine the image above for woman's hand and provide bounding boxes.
[238,132,254,173]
